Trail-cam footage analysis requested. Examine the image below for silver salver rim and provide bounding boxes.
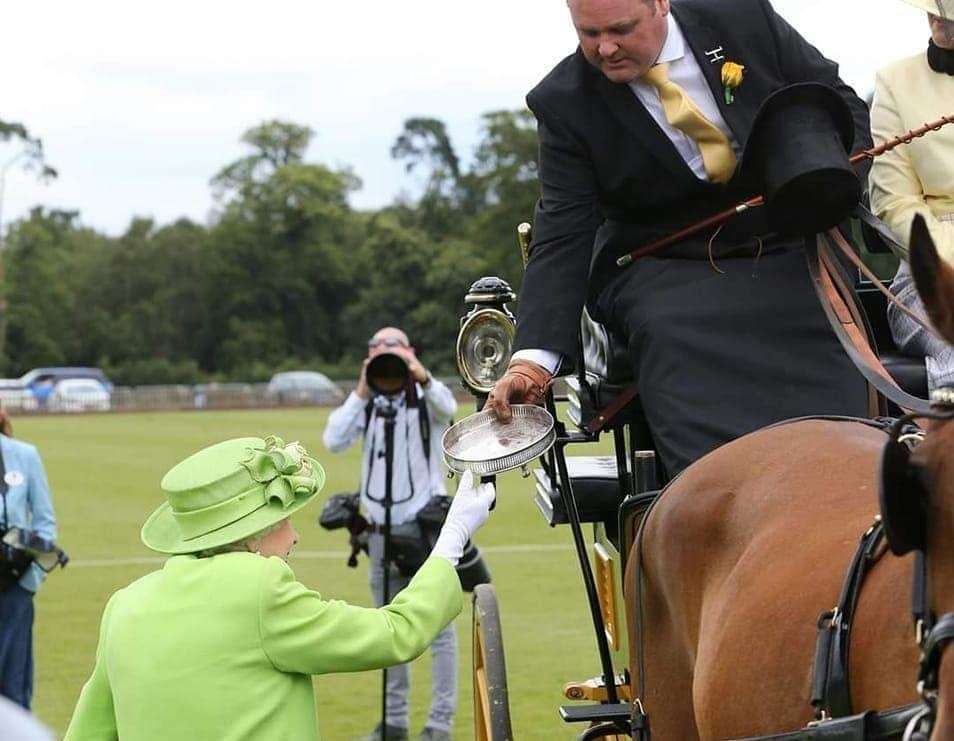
[441,405,556,476]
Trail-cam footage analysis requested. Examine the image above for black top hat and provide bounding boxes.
[740,82,860,236]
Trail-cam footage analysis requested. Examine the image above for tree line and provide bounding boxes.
[0,114,540,385]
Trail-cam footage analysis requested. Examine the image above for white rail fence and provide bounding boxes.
[0,378,478,415]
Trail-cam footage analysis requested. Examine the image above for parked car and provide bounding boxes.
[20,367,113,408]
[266,371,343,406]
[47,379,111,413]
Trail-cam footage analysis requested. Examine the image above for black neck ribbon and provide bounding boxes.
[928,39,954,75]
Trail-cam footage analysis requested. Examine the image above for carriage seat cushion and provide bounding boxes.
[565,455,623,483]
[881,352,929,401]
[563,457,626,522]
[534,456,624,526]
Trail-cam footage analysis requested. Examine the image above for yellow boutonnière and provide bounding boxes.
[721,61,745,105]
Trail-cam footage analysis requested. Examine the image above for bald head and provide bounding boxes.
[367,327,412,360]
[371,327,409,347]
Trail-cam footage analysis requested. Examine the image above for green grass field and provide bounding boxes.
[21,408,614,739]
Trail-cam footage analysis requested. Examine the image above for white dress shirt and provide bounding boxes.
[512,12,739,374]
[322,380,457,525]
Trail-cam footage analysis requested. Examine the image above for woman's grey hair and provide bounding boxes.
[194,520,285,558]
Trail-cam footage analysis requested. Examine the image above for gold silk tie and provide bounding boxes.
[641,62,737,184]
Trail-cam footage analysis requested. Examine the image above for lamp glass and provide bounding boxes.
[457,309,514,393]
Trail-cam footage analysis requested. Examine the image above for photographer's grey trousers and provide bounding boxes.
[369,532,458,733]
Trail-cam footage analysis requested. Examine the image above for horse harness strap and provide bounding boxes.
[733,705,925,741]
[810,517,887,721]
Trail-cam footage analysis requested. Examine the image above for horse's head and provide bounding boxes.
[902,214,954,738]
[911,214,954,344]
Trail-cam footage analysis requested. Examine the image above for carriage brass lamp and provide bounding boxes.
[456,276,516,396]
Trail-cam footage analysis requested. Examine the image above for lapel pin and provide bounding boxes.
[705,47,725,64]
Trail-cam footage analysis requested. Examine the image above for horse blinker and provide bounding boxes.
[879,435,928,556]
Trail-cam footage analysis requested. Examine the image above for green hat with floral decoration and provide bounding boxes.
[141,436,325,554]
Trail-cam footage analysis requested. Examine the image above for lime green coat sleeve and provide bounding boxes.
[260,555,463,675]
[63,594,119,741]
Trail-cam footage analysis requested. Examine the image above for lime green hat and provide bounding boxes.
[141,436,326,554]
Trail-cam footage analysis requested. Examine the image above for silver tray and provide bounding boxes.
[442,405,556,476]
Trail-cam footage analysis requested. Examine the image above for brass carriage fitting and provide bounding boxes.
[517,222,533,268]
[563,674,632,702]
[594,542,620,651]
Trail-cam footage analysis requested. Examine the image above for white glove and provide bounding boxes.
[431,471,496,566]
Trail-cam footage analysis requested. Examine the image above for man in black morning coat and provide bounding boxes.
[486,0,871,477]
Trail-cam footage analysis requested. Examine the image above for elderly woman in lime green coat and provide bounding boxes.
[64,436,495,741]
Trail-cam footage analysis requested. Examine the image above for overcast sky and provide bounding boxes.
[0,0,931,235]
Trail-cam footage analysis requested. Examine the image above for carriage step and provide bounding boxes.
[559,703,632,724]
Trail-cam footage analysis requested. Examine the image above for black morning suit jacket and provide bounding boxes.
[515,0,872,364]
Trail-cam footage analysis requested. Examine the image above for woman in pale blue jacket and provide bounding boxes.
[0,406,57,709]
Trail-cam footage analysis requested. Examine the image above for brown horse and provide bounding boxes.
[625,218,954,739]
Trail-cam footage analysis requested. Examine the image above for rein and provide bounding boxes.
[806,234,933,416]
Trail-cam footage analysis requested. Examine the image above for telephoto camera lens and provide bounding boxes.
[366,352,410,396]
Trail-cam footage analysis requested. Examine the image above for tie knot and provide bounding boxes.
[641,62,670,87]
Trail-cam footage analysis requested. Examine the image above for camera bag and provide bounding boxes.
[318,492,362,531]
[0,439,34,591]
[318,492,369,568]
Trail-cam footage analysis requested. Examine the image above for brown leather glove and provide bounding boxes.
[486,360,553,423]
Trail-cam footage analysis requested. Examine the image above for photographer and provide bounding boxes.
[323,327,458,741]
[0,405,57,710]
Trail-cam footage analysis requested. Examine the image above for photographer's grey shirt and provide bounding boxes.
[322,378,457,525]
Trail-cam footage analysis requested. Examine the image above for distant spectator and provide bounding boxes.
[0,404,57,709]
[31,379,55,410]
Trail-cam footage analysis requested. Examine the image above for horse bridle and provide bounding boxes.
[879,387,954,740]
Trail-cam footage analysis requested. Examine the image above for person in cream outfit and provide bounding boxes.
[870,0,954,391]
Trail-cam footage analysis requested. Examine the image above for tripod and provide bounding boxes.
[377,398,397,741]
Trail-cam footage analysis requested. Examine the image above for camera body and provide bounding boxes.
[0,528,39,590]
[1,527,68,577]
